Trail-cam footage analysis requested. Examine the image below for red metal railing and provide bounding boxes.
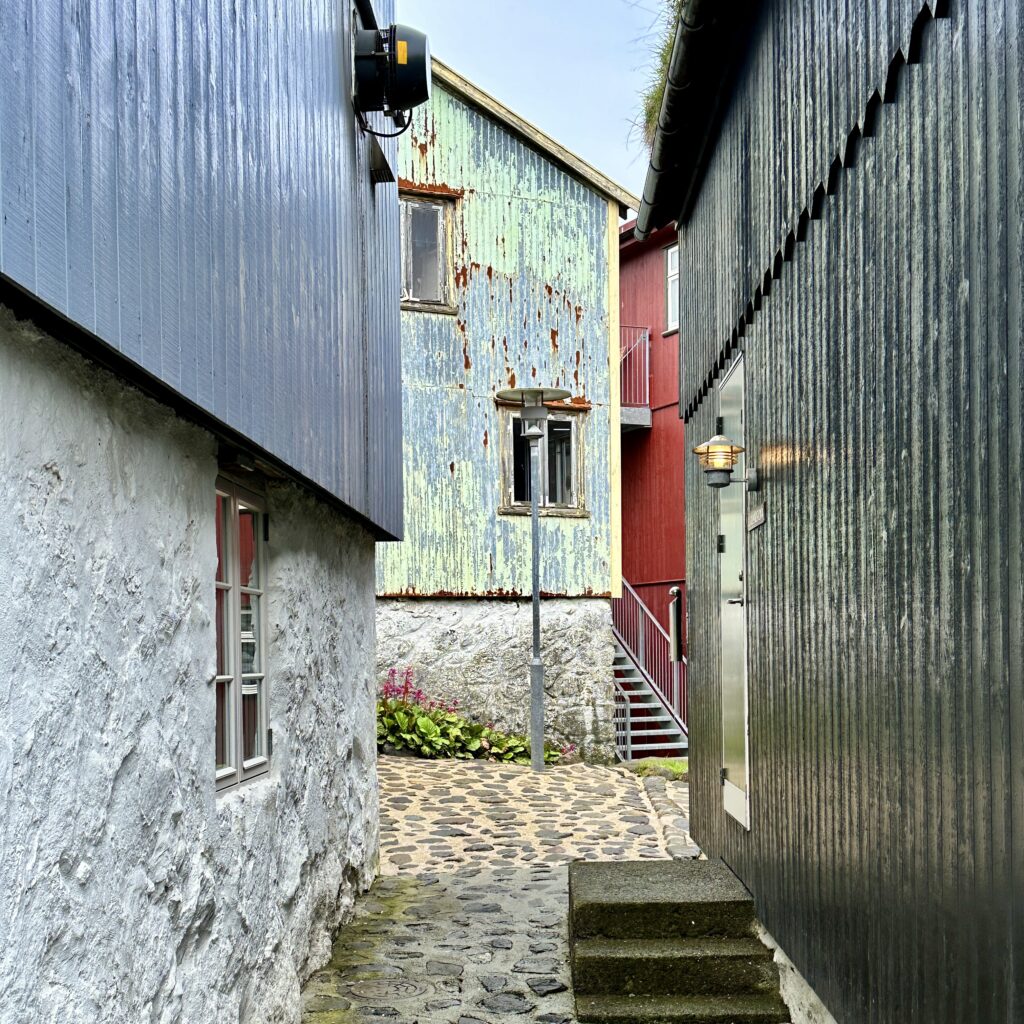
[612,579,687,731]
[620,325,650,407]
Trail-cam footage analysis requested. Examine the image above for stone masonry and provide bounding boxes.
[375,598,616,761]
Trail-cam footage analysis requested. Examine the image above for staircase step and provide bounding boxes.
[625,743,688,754]
[573,937,777,997]
[625,728,685,738]
[569,861,754,941]
[575,993,790,1024]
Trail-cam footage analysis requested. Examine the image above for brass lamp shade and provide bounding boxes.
[692,434,745,471]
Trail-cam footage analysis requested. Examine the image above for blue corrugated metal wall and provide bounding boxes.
[0,0,403,537]
[376,77,615,597]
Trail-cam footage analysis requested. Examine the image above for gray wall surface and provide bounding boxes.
[0,305,379,1023]
[0,0,403,538]
[376,598,616,760]
[681,2,1023,1022]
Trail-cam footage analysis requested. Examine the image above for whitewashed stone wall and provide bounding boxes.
[375,598,616,760]
[0,306,378,1023]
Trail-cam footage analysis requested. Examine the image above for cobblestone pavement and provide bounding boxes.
[301,756,680,1024]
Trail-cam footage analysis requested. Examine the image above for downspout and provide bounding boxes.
[354,0,378,30]
[635,0,713,240]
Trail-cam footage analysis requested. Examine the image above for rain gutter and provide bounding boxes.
[354,0,378,30]
[635,0,759,240]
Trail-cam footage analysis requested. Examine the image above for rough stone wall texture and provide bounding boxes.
[0,305,378,1024]
[375,598,616,760]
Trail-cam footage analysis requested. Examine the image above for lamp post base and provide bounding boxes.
[530,657,545,772]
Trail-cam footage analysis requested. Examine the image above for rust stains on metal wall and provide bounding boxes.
[682,2,1023,1022]
[376,78,615,598]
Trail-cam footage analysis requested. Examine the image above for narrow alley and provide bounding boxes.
[300,758,695,1023]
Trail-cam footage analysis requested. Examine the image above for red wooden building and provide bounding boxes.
[611,219,688,758]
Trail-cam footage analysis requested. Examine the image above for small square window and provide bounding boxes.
[666,243,680,332]
[502,410,585,513]
[401,196,450,306]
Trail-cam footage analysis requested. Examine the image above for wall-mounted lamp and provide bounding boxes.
[692,434,760,491]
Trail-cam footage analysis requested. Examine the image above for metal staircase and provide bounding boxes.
[613,643,688,759]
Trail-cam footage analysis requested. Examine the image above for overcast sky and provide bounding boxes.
[397,0,665,207]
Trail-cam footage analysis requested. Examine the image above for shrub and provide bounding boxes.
[377,667,565,765]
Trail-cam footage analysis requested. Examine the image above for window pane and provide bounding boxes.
[548,421,573,505]
[668,245,679,275]
[512,417,531,503]
[242,680,263,762]
[239,506,259,587]
[216,680,232,771]
[668,281,680,329]
[216,494,227,583]
[240,593,261,674]
[410,203,443,302]
[216,586,229,676]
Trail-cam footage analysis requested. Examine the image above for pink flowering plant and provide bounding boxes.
[377,666,564,764]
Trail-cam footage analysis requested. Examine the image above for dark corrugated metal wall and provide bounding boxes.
[682,2,1022,1021]
[0,0,403,537]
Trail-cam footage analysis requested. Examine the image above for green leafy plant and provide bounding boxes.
[377,667,564,765]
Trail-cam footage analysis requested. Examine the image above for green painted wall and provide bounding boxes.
[376,77,616,597]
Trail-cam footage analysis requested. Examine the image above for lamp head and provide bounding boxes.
[692,434,745,488]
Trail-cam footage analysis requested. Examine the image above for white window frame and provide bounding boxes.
[399,194,454,310]
[499,408,588,516]
[665,243,680,332]
[215,479,269,792]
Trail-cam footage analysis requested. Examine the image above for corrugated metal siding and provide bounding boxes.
[683,2,1023,1021]
[0,0,403,537]
[375,81,614,598]
[681,0,933,413]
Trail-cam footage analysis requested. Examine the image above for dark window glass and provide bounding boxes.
[512,417,531,502]
[401,198,446,303]
[548,421,572,504]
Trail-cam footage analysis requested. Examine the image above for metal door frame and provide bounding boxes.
[719,355,750,829]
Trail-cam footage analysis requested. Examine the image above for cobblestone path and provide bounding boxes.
[301,756,681,1024]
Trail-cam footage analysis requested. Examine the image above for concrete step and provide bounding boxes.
[573,936,778,997]
[575,993,790,1024]
[569,861,755,941]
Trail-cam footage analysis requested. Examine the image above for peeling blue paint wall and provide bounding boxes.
[0,0,402,537]
[376,76,617,597]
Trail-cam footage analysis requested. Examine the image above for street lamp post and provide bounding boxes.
[496,385,571,771]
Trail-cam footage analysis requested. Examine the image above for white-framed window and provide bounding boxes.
[665,243,680,332]
[215,479,269,791]
[400,195,452,307]
[500,409,586,514]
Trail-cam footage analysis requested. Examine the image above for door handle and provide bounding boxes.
[727,597,744,605]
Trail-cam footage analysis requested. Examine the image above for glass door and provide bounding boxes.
[719,357,750,828]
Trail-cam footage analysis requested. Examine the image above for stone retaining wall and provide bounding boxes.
[375,598,616,761]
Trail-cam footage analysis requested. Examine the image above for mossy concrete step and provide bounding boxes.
[569,860,755,940]
[573,936,778,997]
[576,992,791,1024]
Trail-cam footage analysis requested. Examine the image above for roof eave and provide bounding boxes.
[635,1,760,240]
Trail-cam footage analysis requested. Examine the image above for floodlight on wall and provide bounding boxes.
[354,23,431,133]
[692,434,760,490]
